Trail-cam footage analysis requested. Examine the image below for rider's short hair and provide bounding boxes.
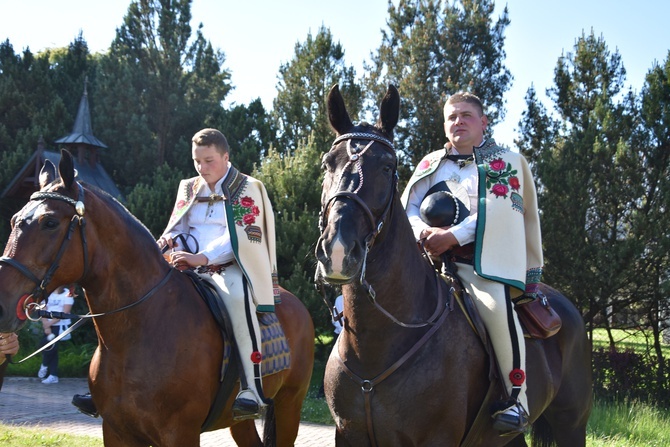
[192,128,230,155]
[444,92,485,117]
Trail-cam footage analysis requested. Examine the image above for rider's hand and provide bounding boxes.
[169,251,208,269]
[157,236,174,252]
[420,227,459,257]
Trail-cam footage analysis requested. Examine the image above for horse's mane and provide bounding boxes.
[355,121,387,136]
[83,182,162,254]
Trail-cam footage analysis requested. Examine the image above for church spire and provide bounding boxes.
[55,78,107,166]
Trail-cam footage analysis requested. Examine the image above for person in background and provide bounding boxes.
[317,294,344,398]
[38,285,74,384]
[401,92,543,434]
[332,294,344,335]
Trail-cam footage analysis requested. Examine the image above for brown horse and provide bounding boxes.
[316,84,592,446]
[0,151,314,447]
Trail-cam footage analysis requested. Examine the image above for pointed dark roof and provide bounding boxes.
[54,83,108,149]
[0,148,123,201]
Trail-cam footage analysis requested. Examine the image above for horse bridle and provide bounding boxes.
[318,131,398,281]
[318,132,447,329]
[0,184,89,317]
[0,182,172,322]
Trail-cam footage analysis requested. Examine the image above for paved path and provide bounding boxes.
[0,377,335,446]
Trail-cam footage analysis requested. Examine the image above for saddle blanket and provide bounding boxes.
[222,312,291,377]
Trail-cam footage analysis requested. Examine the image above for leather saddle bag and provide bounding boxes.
[514,292,562,339]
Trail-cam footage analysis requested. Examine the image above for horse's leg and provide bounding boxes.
[271,386,305,446]
[502,434,528,446]
[101,422,146,447]
[230,420,263,447]
[102,420,201,447]
[539,410,589,447]
[335,428,354,447]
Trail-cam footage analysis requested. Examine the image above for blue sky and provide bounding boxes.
[2,0,669,145]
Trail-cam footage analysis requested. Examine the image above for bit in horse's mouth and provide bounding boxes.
[322,276,354,286]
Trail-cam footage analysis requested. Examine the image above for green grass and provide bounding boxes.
[591,328,670,357]
[0,426,103,447]
[586,399,670,446]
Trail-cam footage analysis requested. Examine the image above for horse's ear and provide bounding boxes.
[39,160,57,190]
[378,84,400,136]
[327,84,353,135]
[58,149,76,190]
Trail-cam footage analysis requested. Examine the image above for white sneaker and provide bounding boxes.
[38,365,48,379]
[42,375,59,384]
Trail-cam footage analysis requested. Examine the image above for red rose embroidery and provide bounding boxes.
[176,200,186,209]
[232,196,260,227]
[489,159,506,171]
[243,214,256,225]
[418,159,431,171]
[491,184,509,197]
[509,176,520,191]
[485,158,519,204]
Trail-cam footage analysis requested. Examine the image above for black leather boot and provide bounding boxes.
[72,393,99,418]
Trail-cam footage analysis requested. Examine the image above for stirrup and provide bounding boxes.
[491,400,529,434]
[232,389,262,421]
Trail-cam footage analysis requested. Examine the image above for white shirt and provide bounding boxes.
[46,288,74,327]
[405,148,479,246]
[166,168,235,265]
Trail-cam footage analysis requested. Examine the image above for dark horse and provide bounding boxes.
[0,151,314,447]
[316,84,592,446]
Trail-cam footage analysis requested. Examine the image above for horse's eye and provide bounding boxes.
[321,152,335,173]
[41,217,59,230]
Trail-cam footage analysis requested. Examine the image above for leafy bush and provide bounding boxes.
[592,347,670,407]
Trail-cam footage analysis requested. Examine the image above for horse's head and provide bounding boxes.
[315,84,400,285]
[0,150,87,332]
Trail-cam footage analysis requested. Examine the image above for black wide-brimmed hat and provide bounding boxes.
[419,180,471,227]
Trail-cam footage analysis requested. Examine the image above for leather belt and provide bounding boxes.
[449,243,474,265]
[194,261,235,275]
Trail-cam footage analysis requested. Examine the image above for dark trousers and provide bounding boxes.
[40,325,61,377]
